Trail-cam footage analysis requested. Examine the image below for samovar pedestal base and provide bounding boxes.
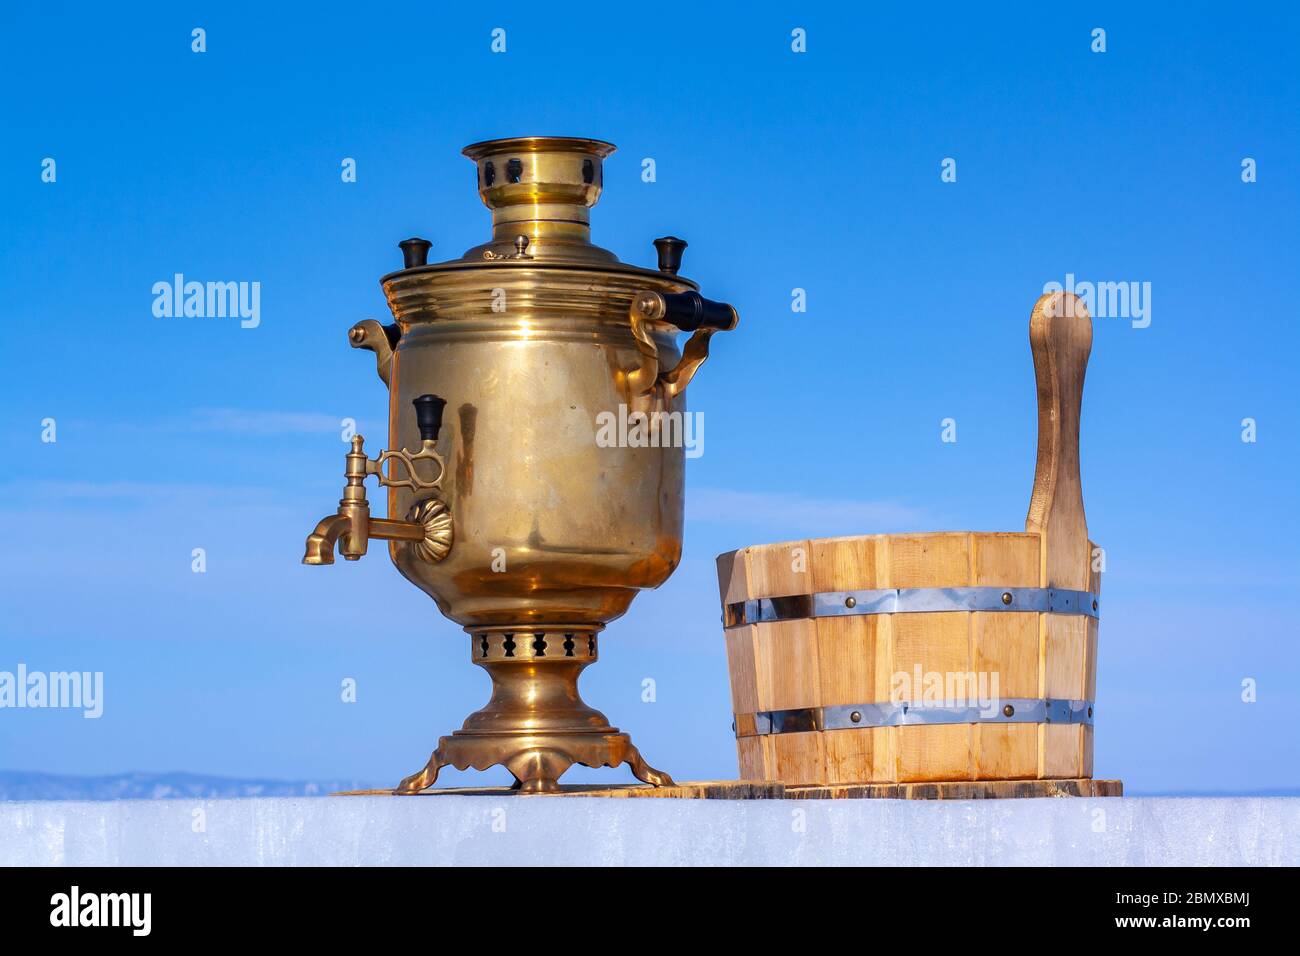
[395,731,671,795]
[395,625,674,794]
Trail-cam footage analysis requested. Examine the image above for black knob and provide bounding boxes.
[413,394,447,443]
[653,236,687,275]
[657,291,738,333]
[399,237,432,269]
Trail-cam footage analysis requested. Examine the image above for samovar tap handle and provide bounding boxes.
[364,394,449,492]
[627,290,738,397]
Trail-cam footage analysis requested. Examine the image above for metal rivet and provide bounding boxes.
[1003,704,1014,717]
[1088,706,1093,718]
[844,596,857,609]
[850,711,862,723]
[1092,599,1099,611]
[1001,591,1013,605]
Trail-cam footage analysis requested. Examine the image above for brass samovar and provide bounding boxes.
[303,136,738,793]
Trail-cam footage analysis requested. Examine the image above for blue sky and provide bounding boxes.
[2,2,1297,793]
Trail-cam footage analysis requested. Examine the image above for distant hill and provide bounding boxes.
[0,770,375,801]
[4,770,1297,801]
[1128,787,1300,798]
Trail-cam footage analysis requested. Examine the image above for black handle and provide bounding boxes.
[412,394,447,443]
[657,292,738,333]
[399,237,432,268]
[653,236,687,275]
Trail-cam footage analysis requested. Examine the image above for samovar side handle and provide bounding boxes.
[348,319,401,387]
[627,291,738,397]
[347,238,432,387]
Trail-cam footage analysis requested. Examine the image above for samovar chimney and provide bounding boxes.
[460,136,619,264]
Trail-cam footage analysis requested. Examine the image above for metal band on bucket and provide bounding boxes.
[724,587,1099,628]
[734,698,1095,738]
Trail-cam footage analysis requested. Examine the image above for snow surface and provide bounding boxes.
[2,796,1295,866]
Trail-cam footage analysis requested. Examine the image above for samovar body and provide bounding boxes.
[304,137,737,792]
[383,264,688,627]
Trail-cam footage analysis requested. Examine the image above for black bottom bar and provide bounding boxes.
[0,865,1279,939]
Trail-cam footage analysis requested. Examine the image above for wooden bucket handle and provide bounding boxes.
[1025,291,1093,590]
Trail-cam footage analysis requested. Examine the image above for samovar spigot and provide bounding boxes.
[302,395,454,566]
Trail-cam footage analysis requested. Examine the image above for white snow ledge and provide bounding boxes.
[3,796,1297,866]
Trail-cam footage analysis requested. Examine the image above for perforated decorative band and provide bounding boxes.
[723,587,1099,628]
[734,698,1094,738]
[468,628,600,662]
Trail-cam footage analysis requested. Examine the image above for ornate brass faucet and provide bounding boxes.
[303,395,454,566]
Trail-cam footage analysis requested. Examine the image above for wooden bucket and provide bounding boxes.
[716,292,1101,785]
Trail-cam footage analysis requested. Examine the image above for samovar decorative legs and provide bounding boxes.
[394,626,674,794]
